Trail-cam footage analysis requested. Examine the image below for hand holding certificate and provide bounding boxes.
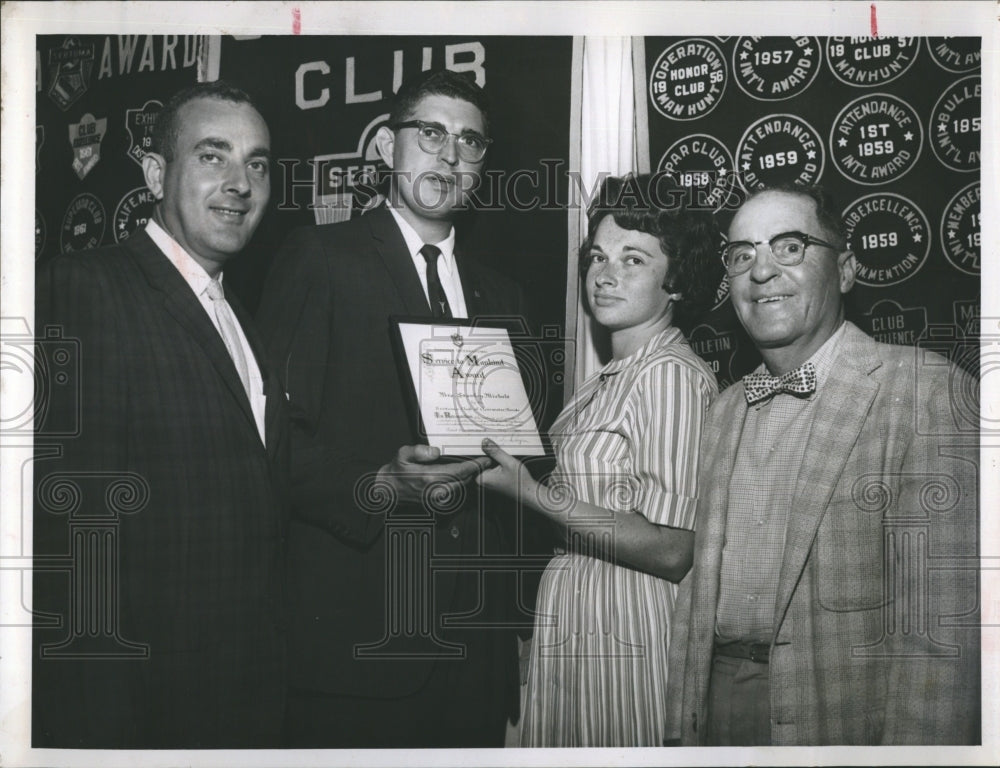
[392,318,546,456]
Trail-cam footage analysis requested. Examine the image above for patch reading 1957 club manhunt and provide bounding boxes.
[825,37,920,87]
[940,182,980,276]
[843,193,929,287]
[736,114,823,191]
[60,193,106,254]
[732,37,821,101]
[829,93,922,185]
[657,133,735,212]
[929,75,981,172]
[648,39,726,120]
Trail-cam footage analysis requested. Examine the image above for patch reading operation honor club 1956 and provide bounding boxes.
[657,133,735,212]
[926,37,981,73]
[732,37,821,101]
[843,193,930,287]
[824,37,920,87]
[114,187,158,243]
[940,182,980,276]
[929,75,981,172]
[648,39,726,121]
[60,193,106,254]
[736,113,823,192]
[829,93,923,185]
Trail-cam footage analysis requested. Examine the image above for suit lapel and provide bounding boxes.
[771,324,882,638]
[455,250,485,316]
[366,207,433,317]
[127,230,258,433]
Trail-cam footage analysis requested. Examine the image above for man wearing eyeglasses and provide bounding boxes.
[256,69,526,747]
[666,184,979,745]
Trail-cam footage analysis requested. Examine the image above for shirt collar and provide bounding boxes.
[752,320,848,392]
[386,205,457,276]
[145,218,221,297]
[601,326,684,374]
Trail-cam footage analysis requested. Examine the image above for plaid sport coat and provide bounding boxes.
[666,322,980,745]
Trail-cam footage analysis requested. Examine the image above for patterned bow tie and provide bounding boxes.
[743,362,817,405]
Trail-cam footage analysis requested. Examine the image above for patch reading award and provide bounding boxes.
[929,76,981,172]
[648,39,726,120]
[830,93,922,184]
[656,134,734,212]
[36,210,47,259]
[68,113,107,180]
[114,187,157,243]
[736,114,823,191]
[125,100,162,167]
[46,37,95,111]
[940,182,980,276]
[926,37,981,73]
[843,193,929,287]
[60,193,106,254]
[825,37,919,87]
[732,37,820,101]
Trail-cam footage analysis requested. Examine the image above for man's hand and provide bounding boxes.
[376,444,493,506]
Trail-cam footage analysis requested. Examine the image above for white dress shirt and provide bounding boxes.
[145,219,267,445]
[387,206,469,318]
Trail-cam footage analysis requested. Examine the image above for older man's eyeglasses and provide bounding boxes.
[392,120,492,163]
[721,231,841,276]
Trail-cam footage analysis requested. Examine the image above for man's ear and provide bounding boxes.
[142,153,167,201]
[838,250,857,294]
[374,125,395,169]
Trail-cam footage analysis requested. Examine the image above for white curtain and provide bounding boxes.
[565,37,643,401]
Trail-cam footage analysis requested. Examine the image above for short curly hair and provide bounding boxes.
[743,183,848,249]
[151,81,261,162]
[579,173,723,324]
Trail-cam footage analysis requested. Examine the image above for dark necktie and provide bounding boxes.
[420,243,452,318]
[743,361,817,405]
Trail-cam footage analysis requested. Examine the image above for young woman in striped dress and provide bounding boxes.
[480,173,722,746]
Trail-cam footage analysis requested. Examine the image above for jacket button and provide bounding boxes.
[450,525,460,539]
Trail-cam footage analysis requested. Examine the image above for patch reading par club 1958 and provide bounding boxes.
[732,37,821,101]
[940,182,980,276]
[829,93,922,185]
[656,133,735,212]
[929,76,981,172]
[825,37,919,87]
[60,193,106,254]
[648,39,726,121]
[843,193,929,287]
[736,114,823,192]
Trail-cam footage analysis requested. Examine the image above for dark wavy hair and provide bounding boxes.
[151,81,261,162]
[389,69,490,136]
[579,173,723,324]
[744,183,848,249]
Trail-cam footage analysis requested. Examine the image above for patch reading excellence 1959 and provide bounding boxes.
[829,93,922,185]
[60,193,106,254]
[825,37,920,87]
[648,39,726,120]
[736,114,823,192]
[732,37,821,101]
[657,134,735,212]
[929,76,981,172]
[926,37,981,73]
[940,182,980,276]
[843,193,929,287]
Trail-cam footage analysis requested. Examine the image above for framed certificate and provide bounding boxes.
[391,317,547,456]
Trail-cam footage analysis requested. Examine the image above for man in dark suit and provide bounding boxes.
[256,70,527,747]
[33,81,288,748]
[666,185,979,745]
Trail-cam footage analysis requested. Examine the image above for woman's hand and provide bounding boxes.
[477,438,539,505]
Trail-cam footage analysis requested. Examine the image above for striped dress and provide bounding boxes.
[520,327,717,747]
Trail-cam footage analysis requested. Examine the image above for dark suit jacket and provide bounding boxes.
[256,207,528,724]
[33,230,289,748]
[667,323,980,745]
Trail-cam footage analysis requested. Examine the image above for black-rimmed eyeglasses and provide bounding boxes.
[391,120,492,163]
[721,231,841,276]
